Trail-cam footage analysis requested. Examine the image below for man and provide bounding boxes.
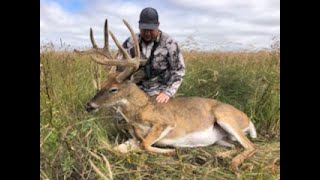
[117,7,185,103]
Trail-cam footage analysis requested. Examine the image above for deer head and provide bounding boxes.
[74,19,147,112]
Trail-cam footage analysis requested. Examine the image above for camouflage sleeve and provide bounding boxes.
[163,40,185,97]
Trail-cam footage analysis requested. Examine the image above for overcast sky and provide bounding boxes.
[40,0,280,51]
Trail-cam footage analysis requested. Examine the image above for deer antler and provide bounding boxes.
[74,19,144,82]
[111,19,141,83]
[74,19,112,60]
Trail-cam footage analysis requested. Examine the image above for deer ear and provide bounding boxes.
[129,69,145,83]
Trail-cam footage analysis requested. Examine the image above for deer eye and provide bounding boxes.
[109,87,118,94]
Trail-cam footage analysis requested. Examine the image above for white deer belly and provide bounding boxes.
[156,125,227,148]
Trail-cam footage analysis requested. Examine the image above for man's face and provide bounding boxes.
[140,28,159,43]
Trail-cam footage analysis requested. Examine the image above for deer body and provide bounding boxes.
[87,78,257,164]
[75,19,257,171]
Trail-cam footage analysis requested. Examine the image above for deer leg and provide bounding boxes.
[217,120,256,171]
[217,138,236,148]
[133,125,145,142]
[215,112,257,171]
[140,124,175,154]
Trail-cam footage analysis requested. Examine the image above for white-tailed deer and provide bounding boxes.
[74,19,257,171]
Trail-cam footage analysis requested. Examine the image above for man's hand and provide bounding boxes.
[156,92,170,103]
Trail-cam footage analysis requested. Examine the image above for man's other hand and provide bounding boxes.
[156,92,170,103]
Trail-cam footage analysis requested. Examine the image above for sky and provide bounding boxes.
[40,0,280,52]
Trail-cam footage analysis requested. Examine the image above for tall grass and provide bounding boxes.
[40,50,280,179]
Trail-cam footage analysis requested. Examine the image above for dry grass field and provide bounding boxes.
[40,49,280,179]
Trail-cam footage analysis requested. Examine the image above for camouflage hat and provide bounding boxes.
[139,7,159,30]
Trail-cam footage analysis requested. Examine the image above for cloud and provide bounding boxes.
[40,0,280,51]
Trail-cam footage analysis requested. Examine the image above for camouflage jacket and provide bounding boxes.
[117,31,185,97]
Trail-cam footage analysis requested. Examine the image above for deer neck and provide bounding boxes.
[119,83,150,118]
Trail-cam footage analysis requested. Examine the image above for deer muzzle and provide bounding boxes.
[85,102,100,112]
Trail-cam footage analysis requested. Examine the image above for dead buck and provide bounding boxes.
[74,19,257,171]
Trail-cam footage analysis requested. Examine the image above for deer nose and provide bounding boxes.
[85,102,96,112]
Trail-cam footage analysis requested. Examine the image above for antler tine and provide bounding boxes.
[90,28,98,49]
[109,31,131,60]
[102,19,116,72]
[73,27,99,55]
[104,19,109,52]
[123,19,140,62]
[109,30,137,83]
[74,18,144,80]
[114,20,141,83]
[75,20,113,59]
[74,27,97,54]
